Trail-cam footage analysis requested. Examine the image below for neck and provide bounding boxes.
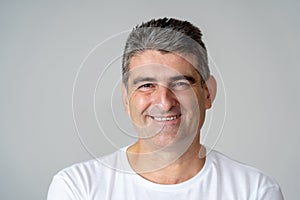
[127,139,206,184]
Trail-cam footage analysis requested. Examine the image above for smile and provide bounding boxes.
[150,114,181,122]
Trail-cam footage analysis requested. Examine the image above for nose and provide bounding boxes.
[151,85,178,111]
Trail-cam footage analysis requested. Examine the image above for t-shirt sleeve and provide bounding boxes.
[257,185,284,200]
[47,176,80,200]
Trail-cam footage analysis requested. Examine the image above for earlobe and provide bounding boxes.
[205,75,217,109]
[122,84,130,114]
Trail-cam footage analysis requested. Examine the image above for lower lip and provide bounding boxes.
[150,115,181,124]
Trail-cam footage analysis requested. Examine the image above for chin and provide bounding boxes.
[152,131,191,149]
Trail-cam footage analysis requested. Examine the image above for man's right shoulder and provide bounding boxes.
[54,150,121,179]
[47,150,126,199]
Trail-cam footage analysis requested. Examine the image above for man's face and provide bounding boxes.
[123,50,211,149]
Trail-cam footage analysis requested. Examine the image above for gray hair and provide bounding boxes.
[122,18,210,86]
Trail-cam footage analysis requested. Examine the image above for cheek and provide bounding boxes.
[176,90,203,109]
[129,93,151,114]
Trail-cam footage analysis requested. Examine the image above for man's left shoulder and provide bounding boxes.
[205,149,284,199]
[209,150,280,187]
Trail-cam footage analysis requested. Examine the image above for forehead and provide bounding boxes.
[127,50,199,79]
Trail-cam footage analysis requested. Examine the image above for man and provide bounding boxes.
[48,18,284,199]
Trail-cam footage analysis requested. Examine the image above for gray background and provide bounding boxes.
[1,0,299,199]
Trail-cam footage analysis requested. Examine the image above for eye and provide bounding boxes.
[137,83,156,91]
[170,81,191,90]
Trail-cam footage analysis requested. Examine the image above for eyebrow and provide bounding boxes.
[132,75,197,85]
[133,77,157,85]
[169,75,197,83]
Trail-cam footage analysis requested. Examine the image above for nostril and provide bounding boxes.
[150,86,178,111]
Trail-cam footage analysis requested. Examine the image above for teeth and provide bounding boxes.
[153,115,179,121]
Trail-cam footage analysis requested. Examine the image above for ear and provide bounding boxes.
[204,75,217,109]
[122,84,130,115]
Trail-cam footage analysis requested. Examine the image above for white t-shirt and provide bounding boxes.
[47,147,284,200]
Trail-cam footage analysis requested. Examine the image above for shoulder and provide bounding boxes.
[54,158,103,181]
[209,150,275,182]
[48,150,125,199]
[206,150,283,198]
[47,159,103,199]
[53,149,124,182]
[50,146,133,184]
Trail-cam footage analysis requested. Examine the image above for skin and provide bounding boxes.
[122,50,213,184]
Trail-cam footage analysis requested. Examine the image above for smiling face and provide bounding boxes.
[123,50,211,150]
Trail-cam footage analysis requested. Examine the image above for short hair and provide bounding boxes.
[122,17,210,86]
